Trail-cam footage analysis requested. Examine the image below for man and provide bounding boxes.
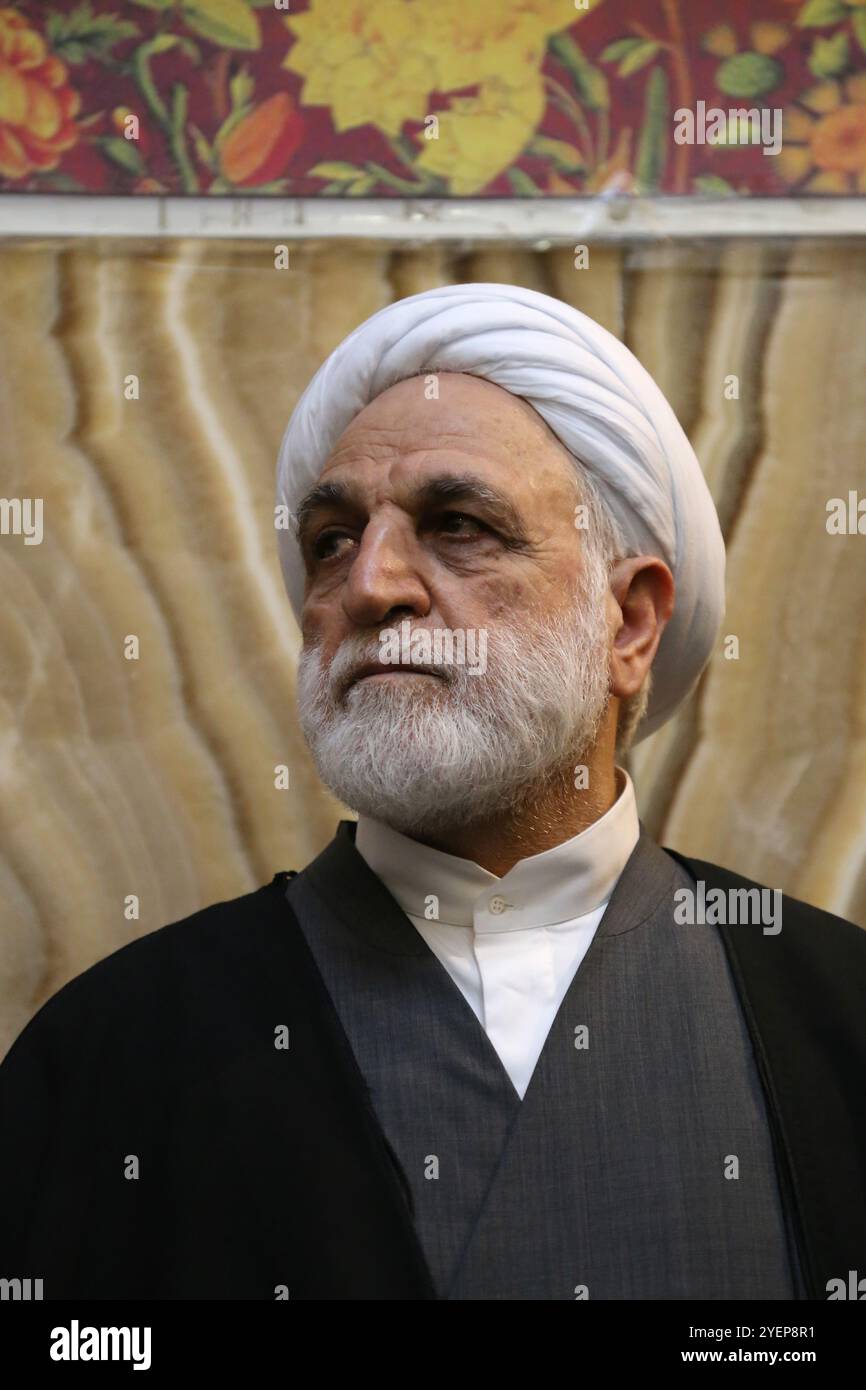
[1,284,864,1301]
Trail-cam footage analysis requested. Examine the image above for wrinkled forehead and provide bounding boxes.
[319,369,582,495]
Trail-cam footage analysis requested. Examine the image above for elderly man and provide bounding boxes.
[1,284,864,1302]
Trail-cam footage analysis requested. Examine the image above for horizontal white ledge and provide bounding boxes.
[0,194,864,242]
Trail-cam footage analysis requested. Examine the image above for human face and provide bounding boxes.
[294,372,613,834]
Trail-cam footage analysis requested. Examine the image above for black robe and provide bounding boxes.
[0,826,864,1300]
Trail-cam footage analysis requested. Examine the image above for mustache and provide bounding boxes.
[309,633,460,697]
[301,593,597,708]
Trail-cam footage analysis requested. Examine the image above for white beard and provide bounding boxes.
[296,564,612,838]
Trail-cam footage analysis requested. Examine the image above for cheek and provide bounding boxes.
[436,573,523,628]
[303,565,345,612]
[469,573,562,628]
[300,595,338,649]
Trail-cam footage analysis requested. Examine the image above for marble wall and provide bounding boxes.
[1,235,864,1054]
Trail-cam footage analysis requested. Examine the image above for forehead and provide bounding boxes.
[317,372,578,503]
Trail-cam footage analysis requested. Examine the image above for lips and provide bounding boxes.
[347,661,443,691]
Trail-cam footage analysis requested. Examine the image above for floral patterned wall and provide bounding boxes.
[1,0,865,198]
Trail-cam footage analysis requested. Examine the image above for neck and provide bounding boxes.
[411,757,620,877]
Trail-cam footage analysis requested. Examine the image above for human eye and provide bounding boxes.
[311,528,354,562]
[434,510,490,539]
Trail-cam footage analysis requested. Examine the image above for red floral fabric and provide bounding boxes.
[1,0,864,197]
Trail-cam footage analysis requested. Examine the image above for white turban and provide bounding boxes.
[275,282,725,743]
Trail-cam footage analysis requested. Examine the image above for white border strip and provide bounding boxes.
[1,194,865,241]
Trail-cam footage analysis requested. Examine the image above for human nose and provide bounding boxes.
[341,518,431,627]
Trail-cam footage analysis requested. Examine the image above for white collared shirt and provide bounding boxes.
[354,768,640,1100]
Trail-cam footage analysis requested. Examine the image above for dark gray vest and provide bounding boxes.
[287,823,804,1300]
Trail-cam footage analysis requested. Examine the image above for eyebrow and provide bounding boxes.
[293,471,530,552]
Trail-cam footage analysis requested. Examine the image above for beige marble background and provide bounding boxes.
[1,235,864,1056]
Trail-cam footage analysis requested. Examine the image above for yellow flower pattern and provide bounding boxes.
[416,77,546,195]
[283,0,604,191]
[0,6,80,180]
[415,0,569,93]
[2,0,865,199]
[778,74,866,193]
[283,0,433,137]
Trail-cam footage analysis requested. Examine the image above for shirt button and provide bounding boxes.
[489,895,507,914]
